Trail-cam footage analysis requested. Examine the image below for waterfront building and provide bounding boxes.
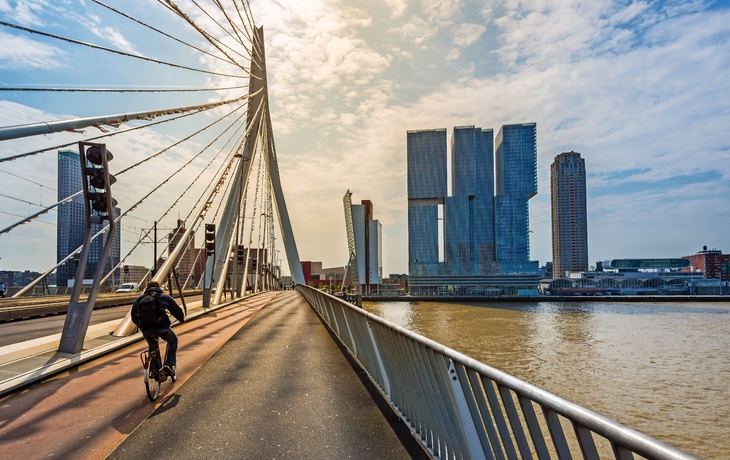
[539,258,717,295]
[494,123,539,274]
[344,192,383,293]
[446,126,498,275]
[406,125,540,295]
[57,150,121,287]
[682,246,730,281]
[551,151,588,278]
[406,129,447,276]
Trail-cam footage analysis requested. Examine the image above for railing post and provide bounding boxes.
[447,360,487,460]
[367,320,391,397]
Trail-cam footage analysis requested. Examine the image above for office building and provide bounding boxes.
[494,123,539,273]
[57,149,121,286]
[446,126,497,275]
[406,129,447,276]
[406,124,540,295]
[551,151,588,278]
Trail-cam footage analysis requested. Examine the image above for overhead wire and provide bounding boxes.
[0,168,57,190]
[0,20,245,79]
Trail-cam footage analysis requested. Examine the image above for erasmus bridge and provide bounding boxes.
[0,2,699,459]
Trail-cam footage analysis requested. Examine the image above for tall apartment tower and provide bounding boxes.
[494,123,538,273]
[551,151,588,278]
[57,149,121,286]
[407,129,447,276]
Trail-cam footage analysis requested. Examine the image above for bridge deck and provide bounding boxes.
[108,290,426,459]
[0,291,426,459]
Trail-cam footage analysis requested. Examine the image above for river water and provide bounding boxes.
[363,300,730,459]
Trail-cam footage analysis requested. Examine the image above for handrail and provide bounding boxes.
[296,284,699,460]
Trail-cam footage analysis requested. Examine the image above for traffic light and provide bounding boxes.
[80,143,116,220]
[237,245,244,264]
[205,224,216,257]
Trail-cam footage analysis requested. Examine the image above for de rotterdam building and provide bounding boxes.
[406,124,540,296]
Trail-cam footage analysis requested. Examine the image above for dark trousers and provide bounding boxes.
[143,327,179,366]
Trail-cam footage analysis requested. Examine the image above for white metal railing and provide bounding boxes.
[296,285,699,460]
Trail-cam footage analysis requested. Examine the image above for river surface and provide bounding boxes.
[363,300,730,459]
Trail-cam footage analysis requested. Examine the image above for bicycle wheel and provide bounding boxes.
[145,349,161,401]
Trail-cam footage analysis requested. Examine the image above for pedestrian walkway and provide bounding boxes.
[108,291,428,459]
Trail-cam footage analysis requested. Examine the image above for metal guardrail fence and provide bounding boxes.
[296,285,699,460]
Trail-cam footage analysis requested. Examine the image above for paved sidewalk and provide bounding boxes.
[108,291,429,460]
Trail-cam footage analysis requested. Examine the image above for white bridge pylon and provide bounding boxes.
[113,26,303,337]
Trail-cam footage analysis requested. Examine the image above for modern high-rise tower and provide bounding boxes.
[445,126,497,275]
[494,123,538,273]
[551,151,588,278]
[57,149,121,287]
[407,129,447,276]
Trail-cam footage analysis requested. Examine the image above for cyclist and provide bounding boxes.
[131,280,185,377]
[0,281,5,298]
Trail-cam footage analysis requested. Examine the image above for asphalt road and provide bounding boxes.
[108,290,430,460]
[0,295,202,347]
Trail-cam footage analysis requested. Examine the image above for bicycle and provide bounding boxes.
[139,336,176,401]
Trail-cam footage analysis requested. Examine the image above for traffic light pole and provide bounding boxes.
[202,223,215,309]
[59,142,116,354]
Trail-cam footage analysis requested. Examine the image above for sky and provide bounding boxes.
[0,0,729,277]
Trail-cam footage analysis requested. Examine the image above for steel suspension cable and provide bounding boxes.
[115,101,246,175]
[12,98,264,297]
[161,0,256,78]
[90,0,237,66]
[0,89,257,143]
[0,100,236,163]
[188,0,246,48]
[0,85,248,93]
[100,115,249,284]
[242,117,266,293]
[0,21,244,79]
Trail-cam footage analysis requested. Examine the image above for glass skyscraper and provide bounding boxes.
[407,129,447,276]
[495,123,539,273]
[57,149,121,286]
[446,126,497,275]
[408,123,538,278]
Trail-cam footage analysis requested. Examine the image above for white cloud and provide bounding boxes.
[383,0,408,18]
[453,23,486,47]
[0,31,65,68]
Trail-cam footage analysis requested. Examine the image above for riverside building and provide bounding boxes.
[406,124,539,296]
[551,151,588,278]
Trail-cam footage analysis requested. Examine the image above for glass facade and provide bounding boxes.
[407,129,447,276]
[408,124,539,279]
[495,123,538,273]
[57,149,121,286]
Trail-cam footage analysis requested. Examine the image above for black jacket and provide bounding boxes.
[131,286,185,330]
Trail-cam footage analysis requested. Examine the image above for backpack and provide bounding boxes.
[137,292,166,329]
